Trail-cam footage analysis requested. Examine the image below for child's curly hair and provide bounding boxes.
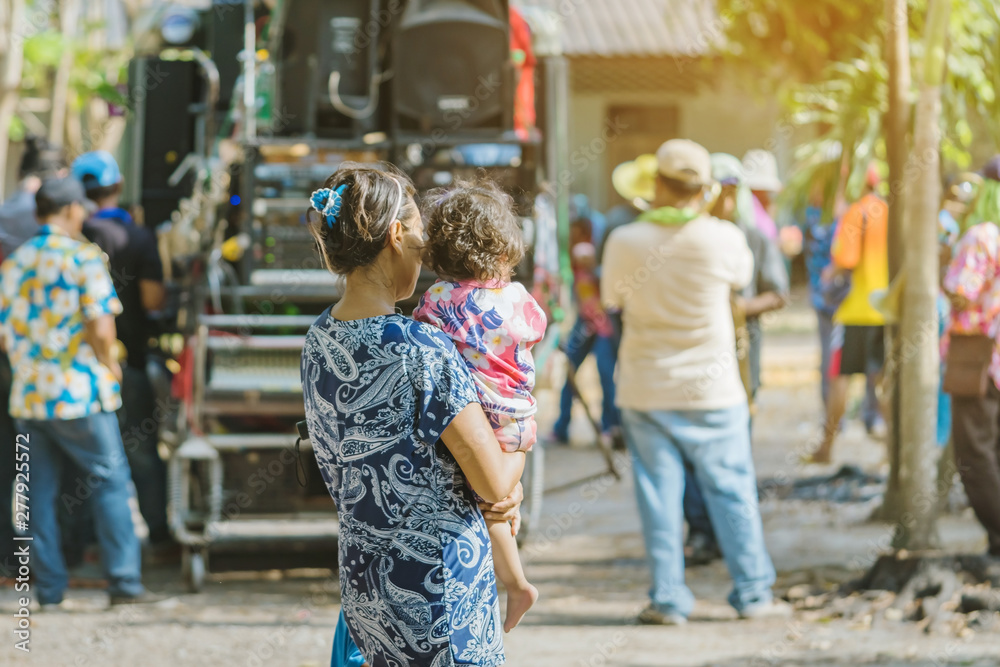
[422,179,525,282]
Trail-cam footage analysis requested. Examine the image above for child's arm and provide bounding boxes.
[493,414,537,453]
[516,286,548,350]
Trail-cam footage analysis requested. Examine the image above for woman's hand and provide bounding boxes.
[478,482,523,530]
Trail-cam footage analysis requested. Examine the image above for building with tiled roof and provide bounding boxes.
[519,0,784,210]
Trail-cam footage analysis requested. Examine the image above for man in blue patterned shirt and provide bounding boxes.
[0,177,154,608]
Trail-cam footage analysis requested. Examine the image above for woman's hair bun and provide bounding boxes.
[308,162,417,274]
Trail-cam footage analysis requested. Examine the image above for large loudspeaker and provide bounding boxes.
[278,0,384,137]
[128,58,201,227]
[393,0,512,134]
[206,0,246,111]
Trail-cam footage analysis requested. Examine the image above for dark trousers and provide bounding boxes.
[951,383,1000,556]
[553,317,620,440]
[0,353,15,575]
[118,364,170,544]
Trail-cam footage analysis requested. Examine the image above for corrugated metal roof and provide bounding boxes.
[518,0,720,57]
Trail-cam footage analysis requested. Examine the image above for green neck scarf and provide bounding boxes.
[637,206,700,226]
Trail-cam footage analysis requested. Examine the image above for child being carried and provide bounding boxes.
[414,179,545,632]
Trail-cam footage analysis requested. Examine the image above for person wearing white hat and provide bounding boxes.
[713,153,790,403]
[602,139,790,625]
[742,149,782,240]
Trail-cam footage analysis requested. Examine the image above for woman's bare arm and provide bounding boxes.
[441,403,525,504]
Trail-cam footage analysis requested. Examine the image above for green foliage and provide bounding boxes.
[941,0,1000,154]
[20,31,64,94]
[7,117,27,143]
[12,7,131,143]
[23,32,64,67]
[966,180,1000,232]
[724,0,1000,217]
[717,0,882,87]
[782,40,887,218]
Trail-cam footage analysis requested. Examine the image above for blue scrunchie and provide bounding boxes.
[311,184,349,228]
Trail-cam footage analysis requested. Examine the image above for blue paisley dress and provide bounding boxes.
[301,311,505,667]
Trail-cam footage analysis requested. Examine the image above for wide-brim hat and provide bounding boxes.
[742,149,783,192]
[612,154,658,203]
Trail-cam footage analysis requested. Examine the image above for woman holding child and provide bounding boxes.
[300,164,541,667]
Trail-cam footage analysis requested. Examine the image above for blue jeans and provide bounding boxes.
[62,364,171,554]
[683,466,714,540]
[621,405,776,617]
[553,318,620,439]
[18,412,144,604]
[937,364,952,447]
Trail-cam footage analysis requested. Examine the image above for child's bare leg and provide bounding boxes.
[487,519,538,632]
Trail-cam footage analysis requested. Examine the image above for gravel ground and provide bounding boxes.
[2,302,999,667]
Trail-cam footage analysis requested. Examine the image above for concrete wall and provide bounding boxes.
[565,73,784,212]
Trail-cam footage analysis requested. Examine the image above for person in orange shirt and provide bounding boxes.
[810,168,889,464]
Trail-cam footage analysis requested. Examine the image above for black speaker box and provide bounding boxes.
[129,58,201,227]
[205,0,246,110]
[277,0,386,137]
[392,0,512,134]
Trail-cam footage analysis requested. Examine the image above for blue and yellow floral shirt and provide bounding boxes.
[0,224,123,420]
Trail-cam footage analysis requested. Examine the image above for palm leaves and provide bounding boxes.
[723,0,1000,218]
[783,39,888,217]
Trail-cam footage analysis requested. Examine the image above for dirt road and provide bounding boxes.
[2,314,999,666]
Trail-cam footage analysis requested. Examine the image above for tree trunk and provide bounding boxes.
[0,0,26,198]
[892,0,951,551]
[878,0,913,523]
[48,0,80,148]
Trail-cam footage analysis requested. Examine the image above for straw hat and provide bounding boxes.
[611,153,658,203]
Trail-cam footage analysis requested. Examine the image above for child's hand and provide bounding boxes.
[510,508,521,537]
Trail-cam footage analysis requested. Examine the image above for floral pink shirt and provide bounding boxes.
[414,279,547,452]
[944,222,1000,389]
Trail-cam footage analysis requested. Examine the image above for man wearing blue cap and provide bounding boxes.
[71,151,171,553]
[0,176,158,607]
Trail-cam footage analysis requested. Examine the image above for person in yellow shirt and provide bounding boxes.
[810,170,889,464]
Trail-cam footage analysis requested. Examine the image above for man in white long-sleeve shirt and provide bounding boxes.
[601,139,788,625]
